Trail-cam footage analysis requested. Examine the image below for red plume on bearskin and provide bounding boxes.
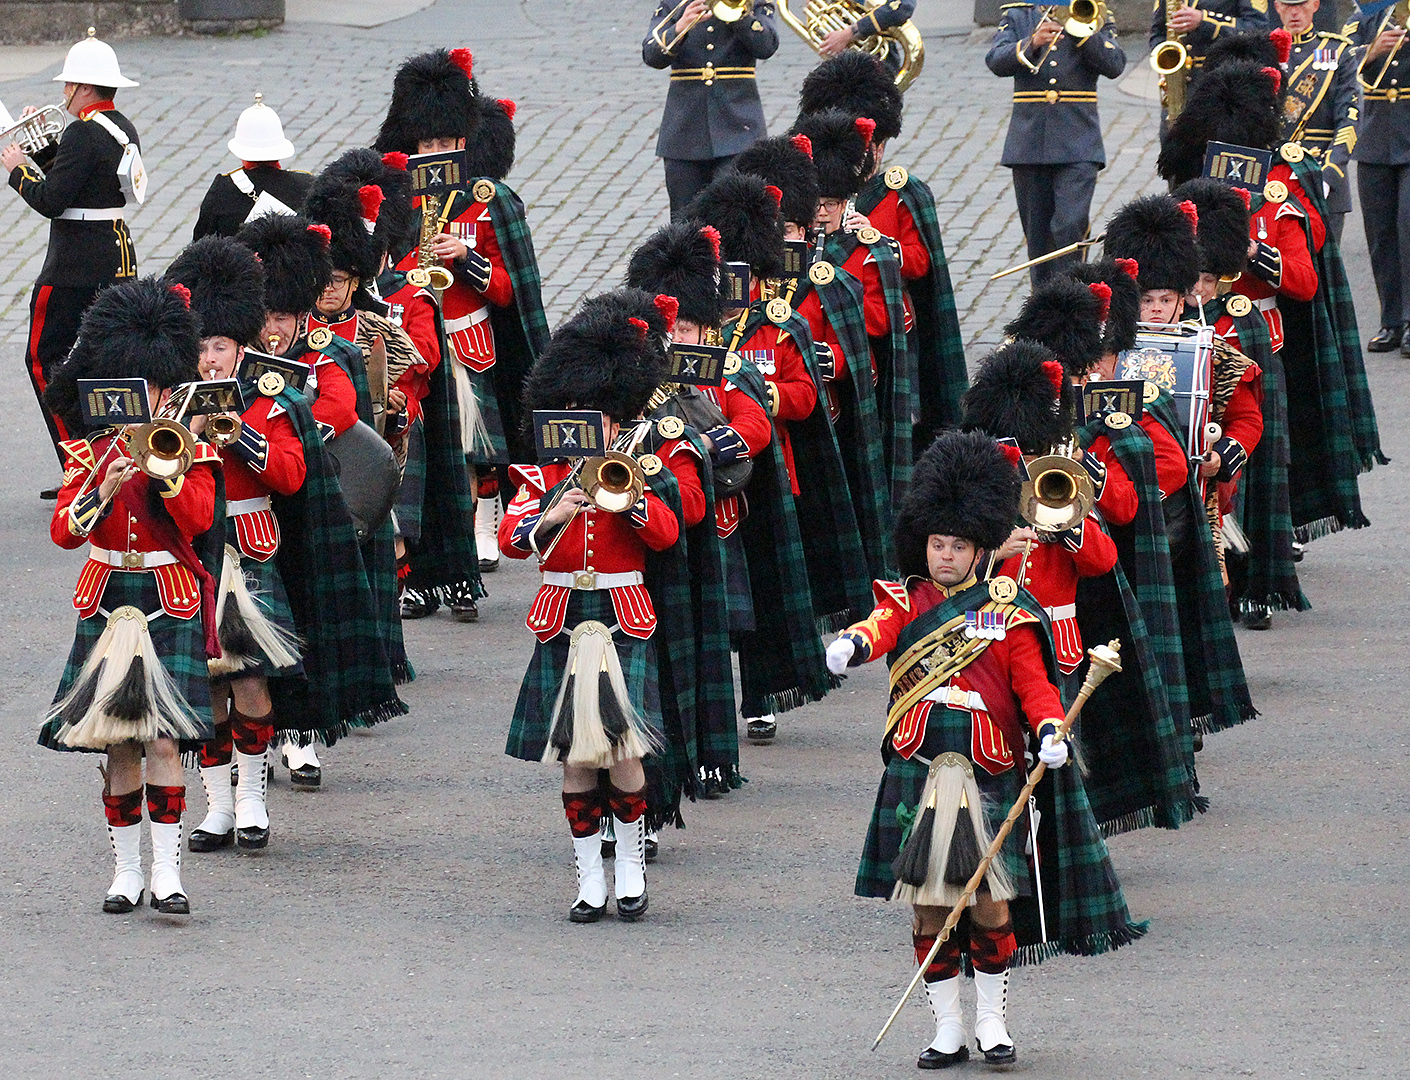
[1114,257,1139,280]
[789,108,874,199]
[628,222,722,328]
[358,184,384,223]
[469,94,517,180]
[764,184,783,209]
[1087,281,1111,321]
[653,294,679,332]
[961,339,1077,455]
[1174,177,1252,278]
[701,225,721,260]
[628,317,649,338]
[163,236,267,348]
[307,223,331,245]
[1261,66,1281,93]
[449,48,474,78]
[1104,194,1200,294]
[1179,199,1199,231]
[235,213,334,316]
[790,133,813,159]
[1234,186,1251,208]
[684,172,786,279]
[498,98,517,120]
[1157,60,1281,185]
[381,151,408,171]
[168,283,191,309]
[1069,258,1141,358]
[1270,27,1291,64]
[854,116,876,143]
[798,51,904,142]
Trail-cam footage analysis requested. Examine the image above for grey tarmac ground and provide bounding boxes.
[0,2,1406,1078]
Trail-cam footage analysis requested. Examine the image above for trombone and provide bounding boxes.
[1020,442,1096,535]
[650,0,751,54]
[534,427,649,564]
[988,233,1104,280]
[1059,0,1106,38]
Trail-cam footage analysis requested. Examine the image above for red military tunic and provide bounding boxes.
[296,340,358,438]
[499,461,689,641]
[698,379,772,538]
[842,577,1065,771]
[1084,433,1139,527]
[1231,165,1319,353]
[55,432,220,620]
[1140,414,1191,499]
[999,520,1117,674]
[862,189,930,281]
[220,394,307,562]
[381,278,442,424]
[729,316,817,494]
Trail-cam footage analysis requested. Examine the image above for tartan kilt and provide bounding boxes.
[392,417,427,542]
[40,571,215,753]
[506,590,663,762]
[214,531,303,683]
[856,751,1032,901]
[721,529,755,633]
[454,360,509,466]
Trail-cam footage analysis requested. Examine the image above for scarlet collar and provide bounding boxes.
[78,100,115,120]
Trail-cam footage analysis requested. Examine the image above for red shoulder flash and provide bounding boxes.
[872,578,911,612]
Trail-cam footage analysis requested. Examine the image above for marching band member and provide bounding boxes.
[39,278,223,915]
[163,236,304,853]
[3,28,140,488]
[192,93,311,240]
[833,431,1144,1069]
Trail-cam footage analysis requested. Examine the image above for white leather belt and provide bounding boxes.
[227,496,272,515]
[1254,296,1277,312]
[543,570,643,590]
[90,545,177,570]
[1045,603,1077,620]
[444,307,491,332]
[59,207,125,221]
[923,685,988,712]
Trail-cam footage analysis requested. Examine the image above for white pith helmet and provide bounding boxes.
[54,28,139,89]
[227,92,296,161]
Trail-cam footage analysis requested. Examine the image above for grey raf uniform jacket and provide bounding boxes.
[643,2,780,161]
[1279,27,1358,213]
[1147,0,1271,66]
[1350,7,1410,165]
[985,4,1127,167]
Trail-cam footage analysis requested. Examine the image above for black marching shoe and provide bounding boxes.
[40,487,59,501]
[917,1046,969,1070]
[1244,604,1271,630]
[919,977,967,1069]
[1368,325,1403,352]
[236,825,269,850]
[746,715,776,741]
[400,588,439,619]
[616,890,649,921]
[103,890,144,914]
[569,898,607,923]
[150,891,190,915]
[613,812,649,921]
[188,826,234,852]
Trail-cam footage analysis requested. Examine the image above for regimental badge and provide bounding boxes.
[1263,179,1288,204]
[239,349,311,393]
[1280,141,1305,164]
[1142,380,1161,404]
[473,178,496,203]
[964,610,1007,641]
[857,226,882,245]
[638,453,663,476]
[766,298,792,324]
[809,261,836,286]
[1105,411,1132,430]
[1226,294,1253,318]
[1082,379,1144,424]
[988,576,1019,604]
[257,371,286,397]
[723,351,743,376]
[751,19,763,30]
[307,326,333,349]
[885,165,909,190]
[657,415,686,439]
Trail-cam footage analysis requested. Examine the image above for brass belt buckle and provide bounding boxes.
[1390,88,1400,103]
[1044,89,1059,104]
[703,62,715,86]
[573,571,597,590]
[122,551,143,569]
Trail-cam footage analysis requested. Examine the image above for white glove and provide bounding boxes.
[1038,731,1069,769]
[826,636,856,675]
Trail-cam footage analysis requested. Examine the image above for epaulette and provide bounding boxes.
[192,442,222,465]
[1000,603,1040,630]
[1319,30,1352,43]
[872,578,912,612]
[1275,199,1306,221]
[509,463,545,494]
[59,438,97,470]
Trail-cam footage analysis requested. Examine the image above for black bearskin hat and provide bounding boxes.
[46,277,201,433]
[469,96,516,181]
[895,430,1021,578]
[1002,278,1105,380]
[1103,194,1200,295]
[1069,258,1141,358]
[1200,29,1286,75]
[733,134,821,229]
[373,48,481,156]
[235,212,334,315]
[304,178,384,284]
[685,172,785,280]
[573,287,675,366]
[308,147,419,270]
[797,51,903,143]
[627,221,723,328]
[163,236,266,347]
[1157,60,1282,187]
[523,298,670,424]
[1173,177,1251,279]
[789,109,875,199]
[961,340,1075,455]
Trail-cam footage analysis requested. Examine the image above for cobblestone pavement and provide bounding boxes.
[1,5,1407,1080]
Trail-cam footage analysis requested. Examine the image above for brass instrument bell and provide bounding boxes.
[1020,452,1095,534]
[581,450,646,513]
[1062,0,1104,38]
[205,413,243,448]
[125,418,198,480]
[651,0,752,54]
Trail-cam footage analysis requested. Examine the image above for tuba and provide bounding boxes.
[778,1,925,91]
[0,105,67,157]
[650,0,753,54]
[1150,0,1192,121]
[1020,442,1095,535]
[405,194,455,291]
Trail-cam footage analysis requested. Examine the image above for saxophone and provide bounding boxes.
[1149,0,1191,121]
[405,194,455,291]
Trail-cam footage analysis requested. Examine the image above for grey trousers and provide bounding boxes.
[1010,161,1101,286]
[1358,161,1410,328]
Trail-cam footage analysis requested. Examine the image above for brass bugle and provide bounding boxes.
[581,450,645,513]
[205,413,243,448]
[989,233,1105,280]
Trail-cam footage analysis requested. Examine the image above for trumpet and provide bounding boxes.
[204,413,243,448]
[1020,443,1095,535]
[0,105,67,157]
[405,194,455,291]
[650,0,751,55]
[1365,0,1410,94]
